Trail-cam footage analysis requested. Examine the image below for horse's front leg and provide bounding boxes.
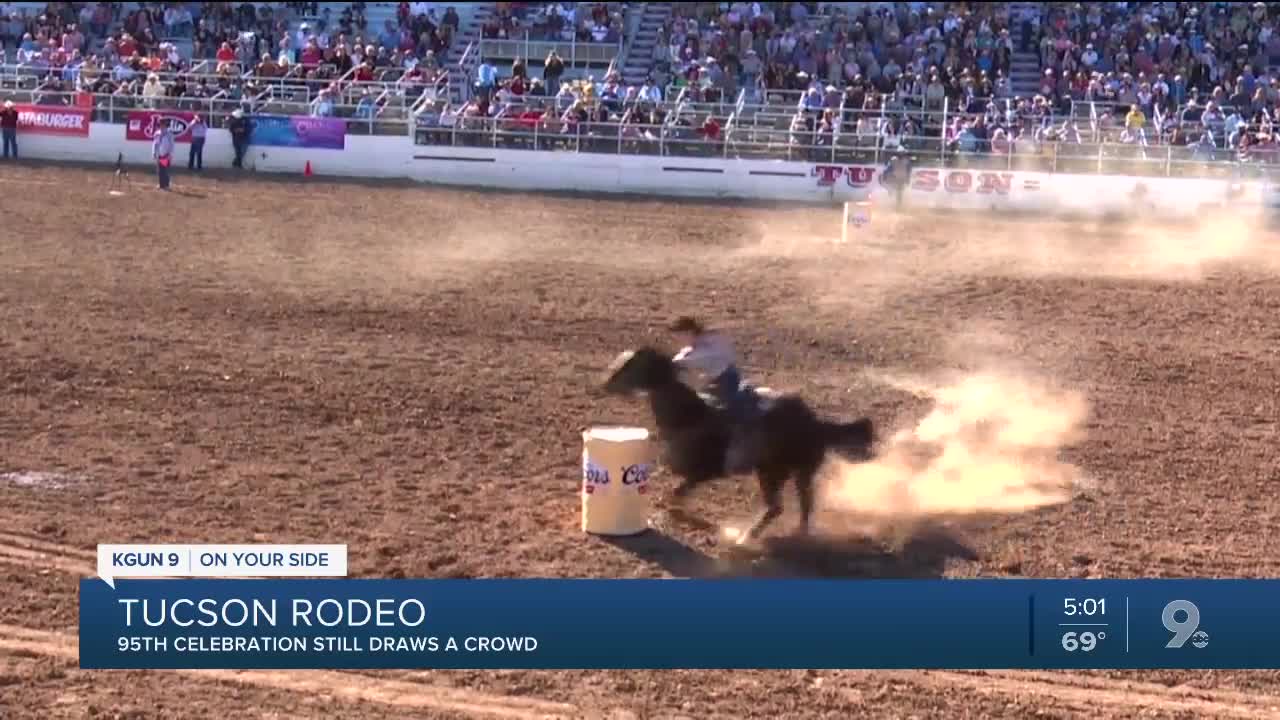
[664,476,717,531]
[670,478,695,501]
[738,469,786,545]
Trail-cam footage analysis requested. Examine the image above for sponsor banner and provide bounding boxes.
[910,169,1016,195]
[249,114,346,150]
[14,103,91,136]
[812,163,878,188]
[125,110,202,143]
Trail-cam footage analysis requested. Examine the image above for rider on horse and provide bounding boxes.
[668,316,759,475]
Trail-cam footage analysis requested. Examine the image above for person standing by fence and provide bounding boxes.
[228,109,250,169]
[1,100,18,159]
[152,121,174,190]
[187,114,206,171]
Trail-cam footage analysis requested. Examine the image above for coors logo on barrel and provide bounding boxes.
[583,460,609,485]
[621,463,650,485]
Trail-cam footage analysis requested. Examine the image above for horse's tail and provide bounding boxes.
[820,417,875,461]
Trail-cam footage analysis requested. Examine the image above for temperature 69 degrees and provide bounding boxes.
[1061,597,1109,653]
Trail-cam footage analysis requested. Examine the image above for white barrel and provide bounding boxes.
[841,200,873,243]
[581,426,655,535]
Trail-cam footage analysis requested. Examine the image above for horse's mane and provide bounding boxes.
[628,346,719,429]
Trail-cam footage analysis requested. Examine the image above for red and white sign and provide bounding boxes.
[813,164,878,188]
[910,169,1015,195]
[125,110,201,143]
[14,104,91,136]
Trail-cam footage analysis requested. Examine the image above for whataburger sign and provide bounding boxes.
[14,103,91,136]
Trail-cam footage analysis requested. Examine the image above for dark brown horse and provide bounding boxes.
[602,347,875,544]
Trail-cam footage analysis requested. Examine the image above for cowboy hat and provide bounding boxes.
[668,316,704,334]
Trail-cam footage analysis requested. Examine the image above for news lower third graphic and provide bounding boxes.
[79,548,1280,670]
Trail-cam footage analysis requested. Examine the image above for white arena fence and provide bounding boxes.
[2,76,1279,181]
[5,85,1280,219]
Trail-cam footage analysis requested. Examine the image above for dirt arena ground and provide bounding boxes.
[2,162,1280,719]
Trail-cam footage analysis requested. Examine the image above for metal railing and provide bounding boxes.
[454,40,480,103]
[0,60,448,120]
[409,101,1280,180]
[5,88,415,135]
[1,61,439,104]
[478,31,621,68]
[9,82,1278,178]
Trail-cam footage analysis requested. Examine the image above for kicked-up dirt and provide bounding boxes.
[1,163,1279,719]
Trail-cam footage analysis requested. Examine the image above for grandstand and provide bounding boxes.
[1,2,1279,175]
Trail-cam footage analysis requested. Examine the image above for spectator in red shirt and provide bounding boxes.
[701,115,721,141]
[215,41,237,68]
[300,39,323,68]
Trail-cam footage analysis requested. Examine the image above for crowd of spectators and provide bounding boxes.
[1033,1,1280,160]
[482,2,624,44]
[0,2,457,120]
[653,4,1028,110]
[4,1,1280,164]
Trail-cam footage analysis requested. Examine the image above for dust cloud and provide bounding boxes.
[738,195,1280,299]
[818,368,1091,525]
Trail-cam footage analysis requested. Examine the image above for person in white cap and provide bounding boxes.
[1,100,17,159]
[152,120,175,190]
[187,114,207,171]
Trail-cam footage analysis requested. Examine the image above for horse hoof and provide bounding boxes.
[721,542,763,564]
[667,507,715,531]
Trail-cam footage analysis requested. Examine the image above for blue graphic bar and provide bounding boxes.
[78,579,1280,669]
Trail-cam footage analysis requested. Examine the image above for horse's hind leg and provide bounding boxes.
[739,468,786,545]
[794,467,817,537]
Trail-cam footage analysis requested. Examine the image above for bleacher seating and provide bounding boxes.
[0,2,469,129]
[1,1,1279,167]
[1036,1,1280,158]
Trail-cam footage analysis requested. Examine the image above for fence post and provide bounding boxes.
[940,95,948,167]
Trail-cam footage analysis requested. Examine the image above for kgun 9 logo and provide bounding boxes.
[1162,599,1209,649]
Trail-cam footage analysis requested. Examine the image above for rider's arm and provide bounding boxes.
[672,335,734,377]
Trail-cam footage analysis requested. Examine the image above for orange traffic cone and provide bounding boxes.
[303,160,313,177]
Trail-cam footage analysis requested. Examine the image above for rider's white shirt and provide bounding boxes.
[672,332,736,380]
